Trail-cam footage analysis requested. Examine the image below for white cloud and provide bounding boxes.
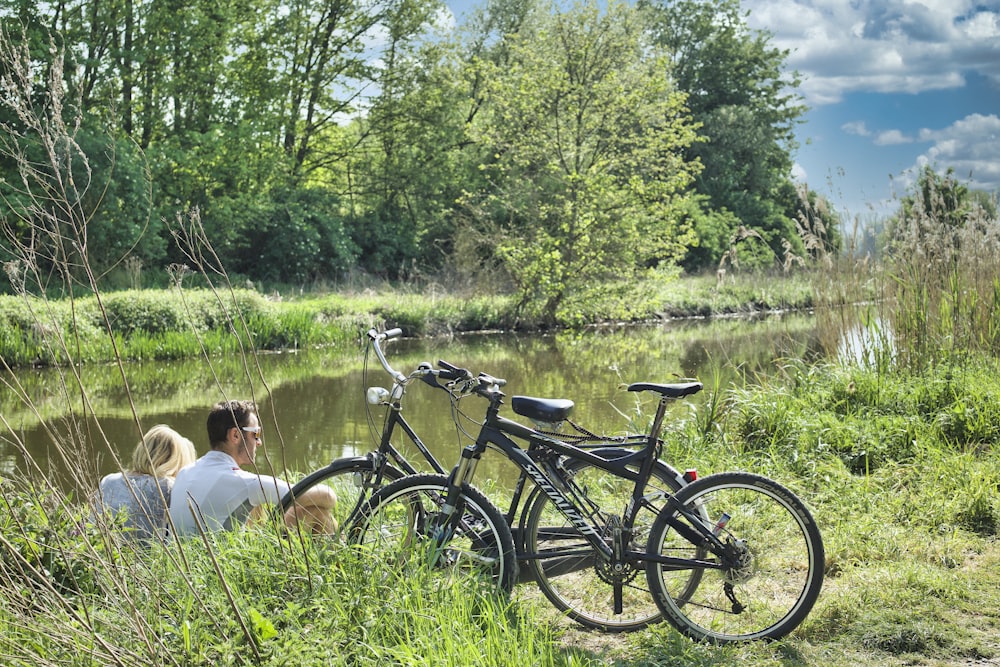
[842,121,871,136]
[909,113,1000,190]
[874,129,913,146]
[791,162,808,182]
[961,9,1000,40]
[744,1,1000,104]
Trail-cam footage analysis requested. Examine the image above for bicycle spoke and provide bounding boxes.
[646,472,824,643]
[352,474,517,592]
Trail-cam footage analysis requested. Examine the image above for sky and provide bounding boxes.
[742,0,1000,219]
[443,0,1000,220]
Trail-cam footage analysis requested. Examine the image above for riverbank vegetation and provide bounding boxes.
[0,271,817,368]
[3,349,999,666]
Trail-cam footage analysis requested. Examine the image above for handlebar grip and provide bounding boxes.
[478,372,507,387]
[384,328,403,339]
[437,359,472,381]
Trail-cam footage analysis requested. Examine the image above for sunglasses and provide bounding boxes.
[241,426,262,437]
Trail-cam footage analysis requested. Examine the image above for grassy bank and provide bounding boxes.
[0,272,816,368]
[2,354,998,666]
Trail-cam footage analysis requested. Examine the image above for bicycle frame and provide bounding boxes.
[355,328,717,590]
[360,329,679,531]
[371,390,447,477]
[439,378,724,602]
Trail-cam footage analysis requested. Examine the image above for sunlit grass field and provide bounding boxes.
[2,348,999,666]
[3,182,1000,664]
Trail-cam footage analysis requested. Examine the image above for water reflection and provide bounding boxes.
[1,313,826,492]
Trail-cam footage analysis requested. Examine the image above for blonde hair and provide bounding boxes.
[129,424,196,478]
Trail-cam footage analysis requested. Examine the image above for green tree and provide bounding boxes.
[338,0,537,279]
[0,23,160,289]
[336,7,471,277]
[237,186,358,284]
[466,0,700,322]
[230,0,443,182]
[645,0,807,271]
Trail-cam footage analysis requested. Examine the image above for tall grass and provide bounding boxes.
[0,482,582,666]
[651,357,1000,666]
[883,180,1000,368]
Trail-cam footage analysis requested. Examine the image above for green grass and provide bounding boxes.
[2,355,999,666]
[0,496,586,667]
[640,357,1000,666]
[0,273,818,368]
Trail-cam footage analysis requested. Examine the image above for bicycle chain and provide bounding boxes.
[534,418,636,445]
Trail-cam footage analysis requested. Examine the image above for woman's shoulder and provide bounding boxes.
[99,471,126,490]
[100,472,169,493]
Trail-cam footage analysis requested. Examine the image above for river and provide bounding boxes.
[1,312,835,492]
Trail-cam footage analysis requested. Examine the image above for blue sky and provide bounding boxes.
[743,0,1000,219]
[442,0,1000,220]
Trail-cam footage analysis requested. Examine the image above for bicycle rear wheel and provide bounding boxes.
[645,472,824,643]
[521,451,692,632]
[280,456,403,537]
[351,473,518,592]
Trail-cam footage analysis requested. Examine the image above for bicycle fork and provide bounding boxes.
[430,445,482,547]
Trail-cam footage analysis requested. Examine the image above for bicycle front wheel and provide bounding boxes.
[351,474,518,592]
[645,472,824,643]
[280,456,404,537]
[522,451,689,632]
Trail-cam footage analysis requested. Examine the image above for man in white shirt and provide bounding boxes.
[169,399,336,536]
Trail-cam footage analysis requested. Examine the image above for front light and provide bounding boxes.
[366,386,390,405]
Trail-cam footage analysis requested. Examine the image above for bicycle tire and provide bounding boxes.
[645,471,824,643]
[279,456,404,537]
[521,449,697,632]
[351,473,518,592]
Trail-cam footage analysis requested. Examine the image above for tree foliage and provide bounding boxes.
[643,0,815,270]
[1,0,834,306]
[464,0,699,321]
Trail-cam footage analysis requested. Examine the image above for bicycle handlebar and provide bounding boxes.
[367,328,507,395]
[367,327,407,384]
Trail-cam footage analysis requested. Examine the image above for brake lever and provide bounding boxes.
[417,361,444,388]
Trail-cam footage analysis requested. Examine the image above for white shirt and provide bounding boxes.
[168,450,290,536]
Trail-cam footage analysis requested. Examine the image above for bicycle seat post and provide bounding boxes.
[647,395,673,445]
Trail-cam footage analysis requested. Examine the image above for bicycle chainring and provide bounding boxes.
[593,540,642,586]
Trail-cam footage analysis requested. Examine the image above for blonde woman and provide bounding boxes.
[98,424,196,541]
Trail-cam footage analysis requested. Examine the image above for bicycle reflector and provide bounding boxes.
[367,386,390,405]
[683,469,698,482]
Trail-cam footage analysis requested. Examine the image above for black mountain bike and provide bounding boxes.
[328,335,822,642]
[281,328,694,631]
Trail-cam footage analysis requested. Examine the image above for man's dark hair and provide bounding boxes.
[207,400,257,449]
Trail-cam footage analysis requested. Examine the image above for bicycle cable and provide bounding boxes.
[362,342,388,447]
